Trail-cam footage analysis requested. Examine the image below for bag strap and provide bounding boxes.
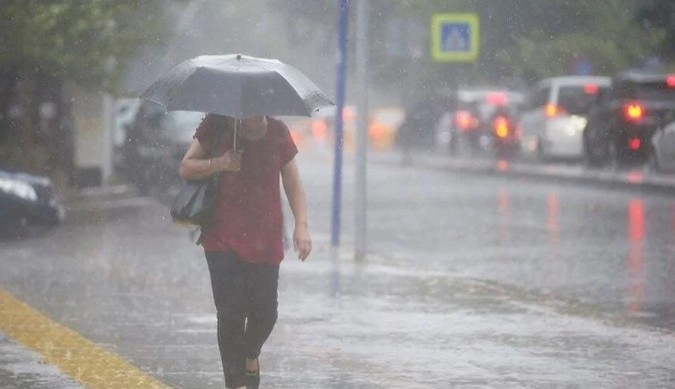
[196,117,226,246]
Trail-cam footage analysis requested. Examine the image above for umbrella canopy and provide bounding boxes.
[141,54,334,118]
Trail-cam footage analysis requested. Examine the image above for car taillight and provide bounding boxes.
[545,104,565,118]
[623,102,645,122]
[493,116,510,138]
[667,75,675,88]
[628,138,641,150]
[455,110,478,131]
[584,83,599,94]
[486,92,507,106]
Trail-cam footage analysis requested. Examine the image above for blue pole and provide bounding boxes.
[331,0,349,247]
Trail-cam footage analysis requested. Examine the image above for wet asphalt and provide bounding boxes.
[1,149,675,388]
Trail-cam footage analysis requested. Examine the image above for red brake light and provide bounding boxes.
[493,116,510,138]
[584,83,599,94]
[624,102,645,121]
[455,110,478,131]
[667,75,675,88]
[628,138,641,150]
[486,92,507,106]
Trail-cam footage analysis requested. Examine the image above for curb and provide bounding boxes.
[65,184,138,203]
[371,152,675,196]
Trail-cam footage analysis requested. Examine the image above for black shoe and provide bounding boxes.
[245,358,260,389]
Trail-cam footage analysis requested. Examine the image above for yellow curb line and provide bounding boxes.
[0,288,171,389]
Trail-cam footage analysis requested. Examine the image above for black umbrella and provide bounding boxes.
[141,54,334,119]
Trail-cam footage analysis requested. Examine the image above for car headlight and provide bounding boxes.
[0,177,38,201]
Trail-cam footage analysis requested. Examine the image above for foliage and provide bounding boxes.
[394,0,665,82]
[0,0,175,91]
[268,0,668,95]
[0,0,178,179]
[634,0,675,59]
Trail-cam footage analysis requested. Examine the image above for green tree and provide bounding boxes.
[397,0,661,83]
[635,0,675,60]
[273,0,663,99]
[0,0,176,179]
[497,0,662,81]
[1,0,173,89]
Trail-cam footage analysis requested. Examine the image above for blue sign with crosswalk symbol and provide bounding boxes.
[431,13,480,62]
[442,23,470,52]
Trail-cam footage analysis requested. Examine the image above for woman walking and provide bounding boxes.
[179,114,312,389]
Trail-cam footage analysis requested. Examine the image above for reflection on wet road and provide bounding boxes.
[329,153,675,330]
[627,198,645,315]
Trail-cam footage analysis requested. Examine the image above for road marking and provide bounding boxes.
[0,288,170,389]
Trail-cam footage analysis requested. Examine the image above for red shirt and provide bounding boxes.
[194,114,298,264]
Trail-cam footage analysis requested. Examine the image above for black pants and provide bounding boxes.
[205,251,279,388]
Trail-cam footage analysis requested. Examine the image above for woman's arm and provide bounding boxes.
[179,138,241,180]
[281,158,311,261]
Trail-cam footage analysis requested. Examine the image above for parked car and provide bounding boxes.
[123,102,205,194]
[518,76,611,161]
[650,108,675,172]
[437,86,525,156]
[0,168,65,237]
[584,72,675,166]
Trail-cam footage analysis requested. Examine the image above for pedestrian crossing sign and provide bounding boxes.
[431,13,480,62]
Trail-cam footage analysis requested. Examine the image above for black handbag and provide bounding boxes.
[170,128,223,229]
[170,175,219,228]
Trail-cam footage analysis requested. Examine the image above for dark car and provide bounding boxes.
[439,87,525,156]
[123,102,205,195]
[583,72,675,166]
[489,104,521,159]
[0,168,65,237]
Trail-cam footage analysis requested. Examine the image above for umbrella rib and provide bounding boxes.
[163,66,200,110]
[141,95,169,110]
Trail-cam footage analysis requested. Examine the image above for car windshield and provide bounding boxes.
[557,85,607,115]
[161,111,205,144]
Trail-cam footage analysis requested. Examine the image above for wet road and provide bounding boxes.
[348,152,675,330]
[1,149,675,388]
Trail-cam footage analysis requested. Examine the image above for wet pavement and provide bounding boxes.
[366,151,675,331]
[1,150,675,388]
[0,332,82,389]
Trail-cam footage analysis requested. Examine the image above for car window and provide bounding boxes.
[130,103,165,142]
[557,85,608,115]
[161,111,206,144]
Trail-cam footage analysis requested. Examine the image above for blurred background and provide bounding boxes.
[2,0,674,190]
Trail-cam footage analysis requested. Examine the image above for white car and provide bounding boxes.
[518,76,611,160]
[651,110,675,172]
